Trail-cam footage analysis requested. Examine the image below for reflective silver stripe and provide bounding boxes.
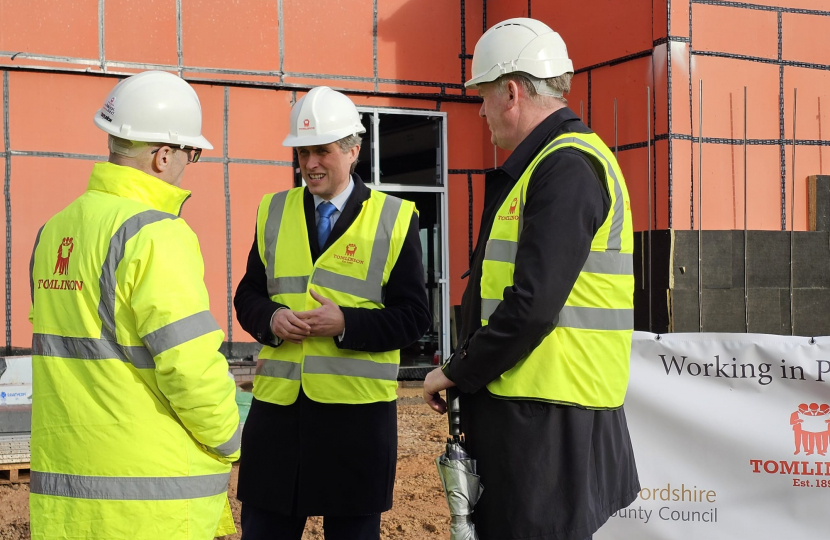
[123,346,155,369]
[32,333,155,369]
[30,225,45,304]
[264,192,289,297]
[480,298,501,322]
[142,310,220,357]
[547,137,625,251]
[582,251,633,275]
[557,306,634,331]
[483,239,517,264]
[309,195,403,303]
[99,210,176,342]
[270,275,309,295]
[30,471,230,501]
[311,269,383,304]
[256,358,302,380]
[304,356,399,381]
[209,424,241,457]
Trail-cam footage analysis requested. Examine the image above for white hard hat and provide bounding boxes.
[465,18,574,93]
[282,86,365,147]
[93,70,213,150]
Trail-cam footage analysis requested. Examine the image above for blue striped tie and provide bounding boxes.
[317,201,336,248]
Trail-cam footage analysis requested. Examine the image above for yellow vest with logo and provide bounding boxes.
[253,187,414,405]
[29,163,239,539]
[480,132,634,409]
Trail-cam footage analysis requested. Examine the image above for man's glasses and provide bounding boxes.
[151,146,203,164]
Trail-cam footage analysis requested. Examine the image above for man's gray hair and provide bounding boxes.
[336,133,363,173]
[336,133,363,153]
[495,72,573,105]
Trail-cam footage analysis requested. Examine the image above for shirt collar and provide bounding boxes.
[86,162,191,216]
[500,107,583,180]
[313,176,355,212]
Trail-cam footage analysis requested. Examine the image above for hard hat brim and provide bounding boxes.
[282,125,366,148]
[94,111,214,150]
[465,58,575,90]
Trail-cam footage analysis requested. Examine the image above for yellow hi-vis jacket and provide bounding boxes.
[480,132,635,409]
[29,162,240,540]
[253,187,414,405]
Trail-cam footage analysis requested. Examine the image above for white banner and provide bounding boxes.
[0,356,32,406]
[596,332,830,540]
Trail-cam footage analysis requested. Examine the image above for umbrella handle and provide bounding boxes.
[447,386,462,438]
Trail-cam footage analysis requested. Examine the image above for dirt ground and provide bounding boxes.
[0,386,452,539]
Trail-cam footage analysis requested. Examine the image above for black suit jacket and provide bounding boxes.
[233,174,430,516]
[234,174,430,352]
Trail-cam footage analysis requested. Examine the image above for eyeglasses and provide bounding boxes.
[151,146,203,164]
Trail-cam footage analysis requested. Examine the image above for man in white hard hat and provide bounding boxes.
[423,18,640,540]
[29,70,240,540]
[233,86,430,539]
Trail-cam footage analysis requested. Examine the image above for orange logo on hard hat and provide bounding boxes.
[304,119,310,127]
[508,198,518,215]
[345,243,357,257]
[53,237,74,276]
[104,96,116,116]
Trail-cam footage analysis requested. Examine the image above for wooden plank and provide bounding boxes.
[0,462,30,484]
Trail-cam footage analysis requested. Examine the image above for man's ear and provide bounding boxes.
[152,146,173,172]
[505,80,519,110]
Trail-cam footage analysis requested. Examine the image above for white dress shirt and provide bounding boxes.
[313,176,355,229]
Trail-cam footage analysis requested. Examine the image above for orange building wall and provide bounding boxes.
[0,0,492,351]
[2,0,829,350]
[670,0,830,232]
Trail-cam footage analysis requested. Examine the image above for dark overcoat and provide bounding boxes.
[234,175,430,516]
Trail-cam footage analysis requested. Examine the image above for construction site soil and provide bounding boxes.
[0,386,452,539]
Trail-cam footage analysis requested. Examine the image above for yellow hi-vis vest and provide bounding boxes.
[253,187,414,405]
[29,163,240,540]
[480,132,635,409]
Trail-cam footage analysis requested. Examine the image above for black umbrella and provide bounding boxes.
[435,386,483,539]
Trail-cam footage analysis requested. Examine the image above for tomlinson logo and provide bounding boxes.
[300,118,314,131]
[104,96,116,116]
[791,403,830,456]
[498,197,520,221]
[54,237,74,275]
[749,402,830,482]
[334,243,364,265]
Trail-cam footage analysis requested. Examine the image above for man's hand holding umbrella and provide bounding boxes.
[424,366,455,414]
[424,353,483,540]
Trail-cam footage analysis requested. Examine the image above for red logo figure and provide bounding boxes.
[508,197,518,215]
[345,243,357,257]
[53,237,74,276]
[791,402,830,456]
[303,119,310,127]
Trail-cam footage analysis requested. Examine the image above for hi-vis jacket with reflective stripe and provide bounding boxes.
[29,162,240,540]
[480,132,634,409]
[254,187,414,405]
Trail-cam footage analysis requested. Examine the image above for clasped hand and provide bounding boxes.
[270,289,345,344]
